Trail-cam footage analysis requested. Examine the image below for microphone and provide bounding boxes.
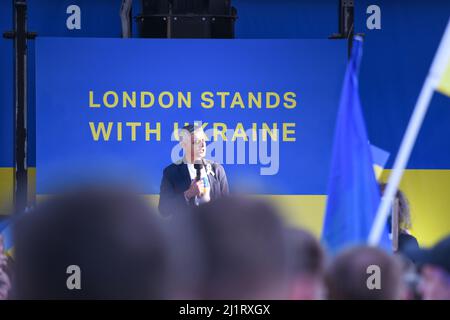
[194,163,203,181]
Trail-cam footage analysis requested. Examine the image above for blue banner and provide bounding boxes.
[36,38,346,195]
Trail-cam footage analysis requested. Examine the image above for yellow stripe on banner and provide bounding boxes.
[0,168,14,215]
[30,169,450,248]
[143,194,327,238]
[0,167,37,215]
[145,171,450,247]
[255,195,327,237]
[146,173,450,246]
[373,164,383,180]
[28,167,36,204]
[437,59,450,97]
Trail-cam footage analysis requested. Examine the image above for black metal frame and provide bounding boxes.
[135,0,238,39]
[329,0,355,58]
[3,0,36,214]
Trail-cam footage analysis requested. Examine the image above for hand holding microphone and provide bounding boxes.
[184,163,205,200]
[184,179,205,200]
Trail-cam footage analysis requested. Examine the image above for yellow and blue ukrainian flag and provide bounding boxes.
[437,53,450,97]
[435,18,450,98]
[321,37,391,255]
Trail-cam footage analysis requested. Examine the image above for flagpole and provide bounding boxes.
[368,18,450,246]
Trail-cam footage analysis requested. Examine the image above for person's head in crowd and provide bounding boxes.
[325,246,402,300]
[169,196,290,299]
[286,227,325,300]
[405,235,450,300]
[13,186,168,299]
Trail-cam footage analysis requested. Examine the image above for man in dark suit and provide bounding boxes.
[158,124,229,217]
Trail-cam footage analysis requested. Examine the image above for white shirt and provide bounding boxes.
[186,163,211,206]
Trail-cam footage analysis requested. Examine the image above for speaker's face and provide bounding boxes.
[191,130,207,160]
[181,129,207,161]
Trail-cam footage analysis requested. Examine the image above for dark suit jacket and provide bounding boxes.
[158,159,229,217]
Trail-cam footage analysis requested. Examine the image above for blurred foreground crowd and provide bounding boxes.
[0,186,449,300]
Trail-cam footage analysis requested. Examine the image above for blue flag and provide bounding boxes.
[321,37,391,255]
